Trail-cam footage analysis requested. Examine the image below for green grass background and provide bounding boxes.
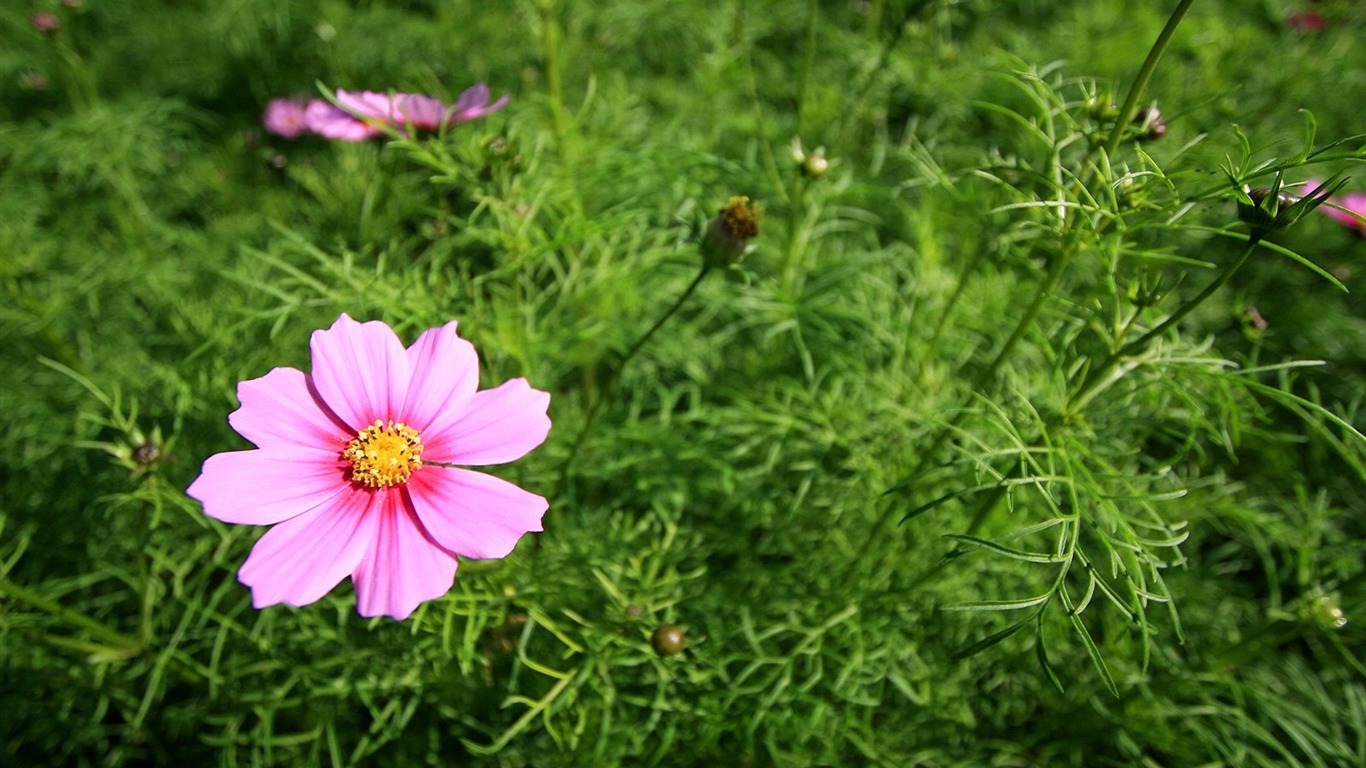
[2,0,1365,765]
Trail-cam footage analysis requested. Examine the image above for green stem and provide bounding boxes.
[1102,0,1196,160]
[1067,236,1259,414]
[843,243,1078,585]
[536,0,569,139]
[796,0,820,139]
[736,6,789,205]
[0,575,141,652]
[849,0,1200,584]
[556,266,713,492]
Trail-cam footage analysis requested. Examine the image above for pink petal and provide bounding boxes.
[309,314,412,432]
[393,94,445,131]
[450,83,490,114]
[406,468,546,559]
[446,83,508,124]
[228,367,350,449]
[400,320,480,433]
[262,98,310,139]
[352,500,458,619]
[305,100,379,142]
[187,446,349,526]
[336,90,396,121]
[237,487,382,609]
[422,378,551,465]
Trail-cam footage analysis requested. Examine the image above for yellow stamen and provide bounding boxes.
[343,420,423,488]
[719,195,760,240]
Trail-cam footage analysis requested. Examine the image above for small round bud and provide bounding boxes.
[791,136,829,178]
[133,442,162,466]
[652,624,686,656]
[1306,593,1347,630]
[801,149,829,178]
[1086,97,1119,121]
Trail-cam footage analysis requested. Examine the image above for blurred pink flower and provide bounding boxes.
[187,314,552,620]
[262,98,311,139]
[321,84,509,138]
[31,12,60,32]
[304,99,381,142]
[1285,10,1325,31]
[1305,179,1366,236]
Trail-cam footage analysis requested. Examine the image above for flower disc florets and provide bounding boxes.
[344,420,423,487]
[700,195,762,267]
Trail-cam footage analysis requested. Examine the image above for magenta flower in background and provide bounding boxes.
[1322,192,1366,236]
[186,314,552,620]
[1304,179,1366,236]
[262,98,311,139]
[1285,10,1326,31]
[31,12,60,32]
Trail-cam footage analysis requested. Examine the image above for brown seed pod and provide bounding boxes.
[652,624,686,656]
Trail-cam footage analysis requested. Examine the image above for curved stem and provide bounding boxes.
[555,266,713,492]
[1068,236,1259,414]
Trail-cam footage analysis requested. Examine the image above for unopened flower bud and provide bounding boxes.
[1126,272,1169,308]
[133,441,162,467]
[791,136,830,178]
[652,624,686,656]
[801,149,829,178]
[1305,593,1347,631]
[1237,185,1300,233]
[700,195,760,268]
[1133,106,1167,141]
[1086,97,1118,121]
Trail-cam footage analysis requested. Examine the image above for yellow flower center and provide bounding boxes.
[343,420,423,488]
[719,195,760,240]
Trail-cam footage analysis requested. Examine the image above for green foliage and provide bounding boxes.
[3,0,1365,765]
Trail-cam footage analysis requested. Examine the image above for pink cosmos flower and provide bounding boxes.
[1304,179,1366,236]
[262,98,311,139]
[312,84,509,140]
[186,314,552,620]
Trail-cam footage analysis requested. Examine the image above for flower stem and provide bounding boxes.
[736,7,790,205]
[1067,235,1260,414]
[534,0,570,139]
[796,0,821,139]
[1102,0,1196,160]
[556,266,713,492]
